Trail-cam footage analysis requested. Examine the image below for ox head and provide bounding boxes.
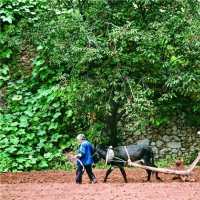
[92,148,101,164]
[92,132,108,163]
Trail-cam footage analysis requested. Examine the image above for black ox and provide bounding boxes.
[92,144,161,183]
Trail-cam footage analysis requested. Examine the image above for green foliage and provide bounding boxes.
[185,151,200,166]
[156,157,174,168]
[0,79,72,172]
[1,0,200,171]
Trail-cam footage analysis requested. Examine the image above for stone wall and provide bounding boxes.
[121,112,200,161]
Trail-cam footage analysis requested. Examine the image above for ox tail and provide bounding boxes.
[151,149,155,166]
[150,149,160,179]
[150,150,155,176]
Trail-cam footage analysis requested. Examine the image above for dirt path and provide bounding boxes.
[1,168,200,200]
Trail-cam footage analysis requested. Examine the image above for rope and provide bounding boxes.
[124,146,131,162]
[113,157,127,163]
[76,158,85,171]
[92,148,100,157]
[105,148,109,165]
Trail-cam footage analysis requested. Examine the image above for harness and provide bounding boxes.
[105,146,115,165]
[93,146,132,164]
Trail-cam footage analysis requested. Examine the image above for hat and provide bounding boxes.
[77,134,85,140]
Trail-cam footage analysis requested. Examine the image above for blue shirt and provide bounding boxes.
[76,140,94,166]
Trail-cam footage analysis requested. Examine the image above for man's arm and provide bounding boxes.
[78,143,86,157]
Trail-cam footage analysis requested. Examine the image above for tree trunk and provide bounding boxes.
[105,101,126,147]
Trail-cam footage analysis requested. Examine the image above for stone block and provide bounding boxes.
[160,148,169,155]
[167,141,181,148]
[133,131,141,136]
[163,135,171,142]
[166,129,171,134]
[136,138,149,145]
[177,151,182,157]
[126,138,134,144]
[181,130,187,135]
[156,140,164,147]
[152,146,158,154]
[173,136,181,141]
[151,142,155,146]
[152,134,161,141]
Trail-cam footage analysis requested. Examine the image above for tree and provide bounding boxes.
[1,0,200,171]
[16,0,200,144]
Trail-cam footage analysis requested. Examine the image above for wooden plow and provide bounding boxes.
[127,152,200,182]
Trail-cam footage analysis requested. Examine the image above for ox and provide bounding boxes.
[92,144,161,183]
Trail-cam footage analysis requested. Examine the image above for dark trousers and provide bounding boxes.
[76,164,95,184]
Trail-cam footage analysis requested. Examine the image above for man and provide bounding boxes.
[75,134,97,184]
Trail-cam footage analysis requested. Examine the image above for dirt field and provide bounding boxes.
[1,168,200,200]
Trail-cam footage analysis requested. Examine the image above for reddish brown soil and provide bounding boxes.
[1,168,200,200]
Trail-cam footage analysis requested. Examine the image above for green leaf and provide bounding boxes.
[26,133,35,140]
[0,75,10,81]
[1,15,13,24]
[18,129,25,135]
[16,157,26,163]
[52,101,60,108]
[20,137,28,143]
[48,122,58,130]
[65,110,73,118]
[12,95,22,101]
[29,158,37,165]
[47,93,56,102]
[37,142,45,149]
[33,57,45,66]
[2,65,9,74]
[37,129,46,136]
[19,115,28,127]
[24,110,34,117]
[39,160,48,168]
[44,152,52,158]
[0,138,9,148]
[19,121,28,127]
[53,112,61,119]
[170,55,178,63]
[51,133,61,142]
[10,122,18,126]
[1,49,12,58]
[10,136,19,145]
[6,146,17,153]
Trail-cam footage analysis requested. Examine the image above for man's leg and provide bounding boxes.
[76,165,84,184]
[85,165,97,183]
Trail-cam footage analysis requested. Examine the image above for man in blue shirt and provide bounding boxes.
[75,134,97,184]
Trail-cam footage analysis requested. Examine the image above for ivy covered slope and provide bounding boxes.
[0,0,200,172]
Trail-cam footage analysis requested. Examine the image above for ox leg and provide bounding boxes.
[153,164,161,180]
[155,172,161,180]
[145,162,161,181]
[144,160,152,181]
[146,170,152,181]
[119,166,127,183]
[103,166,115,182]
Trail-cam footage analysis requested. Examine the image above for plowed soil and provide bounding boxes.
[1,168,200,200]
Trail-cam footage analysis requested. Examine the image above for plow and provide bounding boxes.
[127,152,200,182]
